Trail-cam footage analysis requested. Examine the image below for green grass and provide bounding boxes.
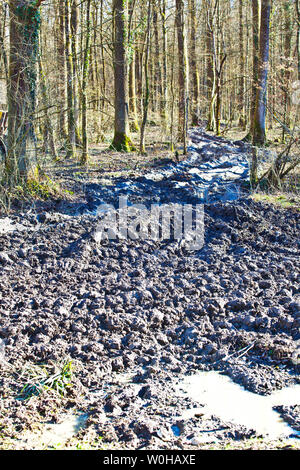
[252,192,300,211]
[18,360,73,400]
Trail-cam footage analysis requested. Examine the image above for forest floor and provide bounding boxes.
[0,126,300,451]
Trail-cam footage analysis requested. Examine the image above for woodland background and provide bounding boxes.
[0,0,299,192]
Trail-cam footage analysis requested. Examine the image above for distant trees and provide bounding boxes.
[0,0,299,187]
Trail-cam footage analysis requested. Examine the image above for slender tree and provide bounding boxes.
[175,0,188,149]
[139,0,151,154]
[189,0,199,126]
[159,0,168,127]
[38,51,58,160]
[64,0,76,158]
[252,0,271,145]
[296,0,300,80]
[81,0,91,164]
[281,0,293,141]
[247,0,260,139]
[56,0,67,141]
[238,0,245,129]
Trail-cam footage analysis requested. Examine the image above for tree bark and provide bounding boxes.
[64,0,76,158]
[189,0,199,126]
[242,0,259,140]
[159,0,168,127]
[38,52,58,160]
[81,0,91,164]
[252,0,271,146]
[139,0,151,155]
[152,1,162,116]
[296,0,300,81]
[238,0,245,129]
[56,0,67,141]
[6,0,45,184]
[175,0,188,146]
[111,0,135,152]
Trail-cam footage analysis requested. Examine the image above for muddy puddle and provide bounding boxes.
[17,413,88,449]
[11,371,300,449]
[176,371,300,440]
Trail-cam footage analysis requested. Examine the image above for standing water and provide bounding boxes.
[177,372,300,439]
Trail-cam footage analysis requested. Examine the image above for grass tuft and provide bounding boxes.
[18,360,73,400]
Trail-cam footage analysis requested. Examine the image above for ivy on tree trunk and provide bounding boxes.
[6,0,45,184]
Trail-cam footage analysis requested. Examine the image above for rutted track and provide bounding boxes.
[83,129,250,214]
[0,130,299,449]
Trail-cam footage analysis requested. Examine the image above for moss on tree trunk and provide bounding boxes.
[110,132,136,152]
[111,0,135,153]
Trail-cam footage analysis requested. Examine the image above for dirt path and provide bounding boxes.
[0,130,299,450]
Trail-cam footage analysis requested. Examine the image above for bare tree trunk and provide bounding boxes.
[189,0,199,126]
[57,0,67,141]
[81,0,91,164]
[238,0,245,129]
[0,3,8,88]
[244,0,259,140]
[70,0,82,147]
[152,1,162,117]
[129,54,140,132]
[139,0,151,155]
[175,0,188,146]
[111,0,135,152]
[65,0,76,158]
[38,53,58,160]
[159,0,168,127]
[282,0,292,142]
[296,0,300,80]
[205,0,226,136]
[252,0,271,146]
[205,2,214,131]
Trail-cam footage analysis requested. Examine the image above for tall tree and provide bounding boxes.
[152,0,162,117]
[81,0,91,164]
[6,0,46,184]
[175,0,188,151]
[64,0,76,158]
[128,0,139,133]
[189,0,199,126]
[70,0,81,147]
[252,0,271,145]
[56,0,67,141]
[139,0,151,154]
[248,0,260,139]
[159,0,168,127]
[296,0,300,80]
[205,0,226,135]
[238,0,245,129]
[110,0,135,152]
[281,0,293,141]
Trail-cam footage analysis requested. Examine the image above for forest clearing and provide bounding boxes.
[0,0,300,453]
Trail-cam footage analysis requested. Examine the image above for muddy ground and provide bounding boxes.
[0,129,299,450]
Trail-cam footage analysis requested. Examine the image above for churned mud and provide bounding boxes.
[0,129,299,450]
